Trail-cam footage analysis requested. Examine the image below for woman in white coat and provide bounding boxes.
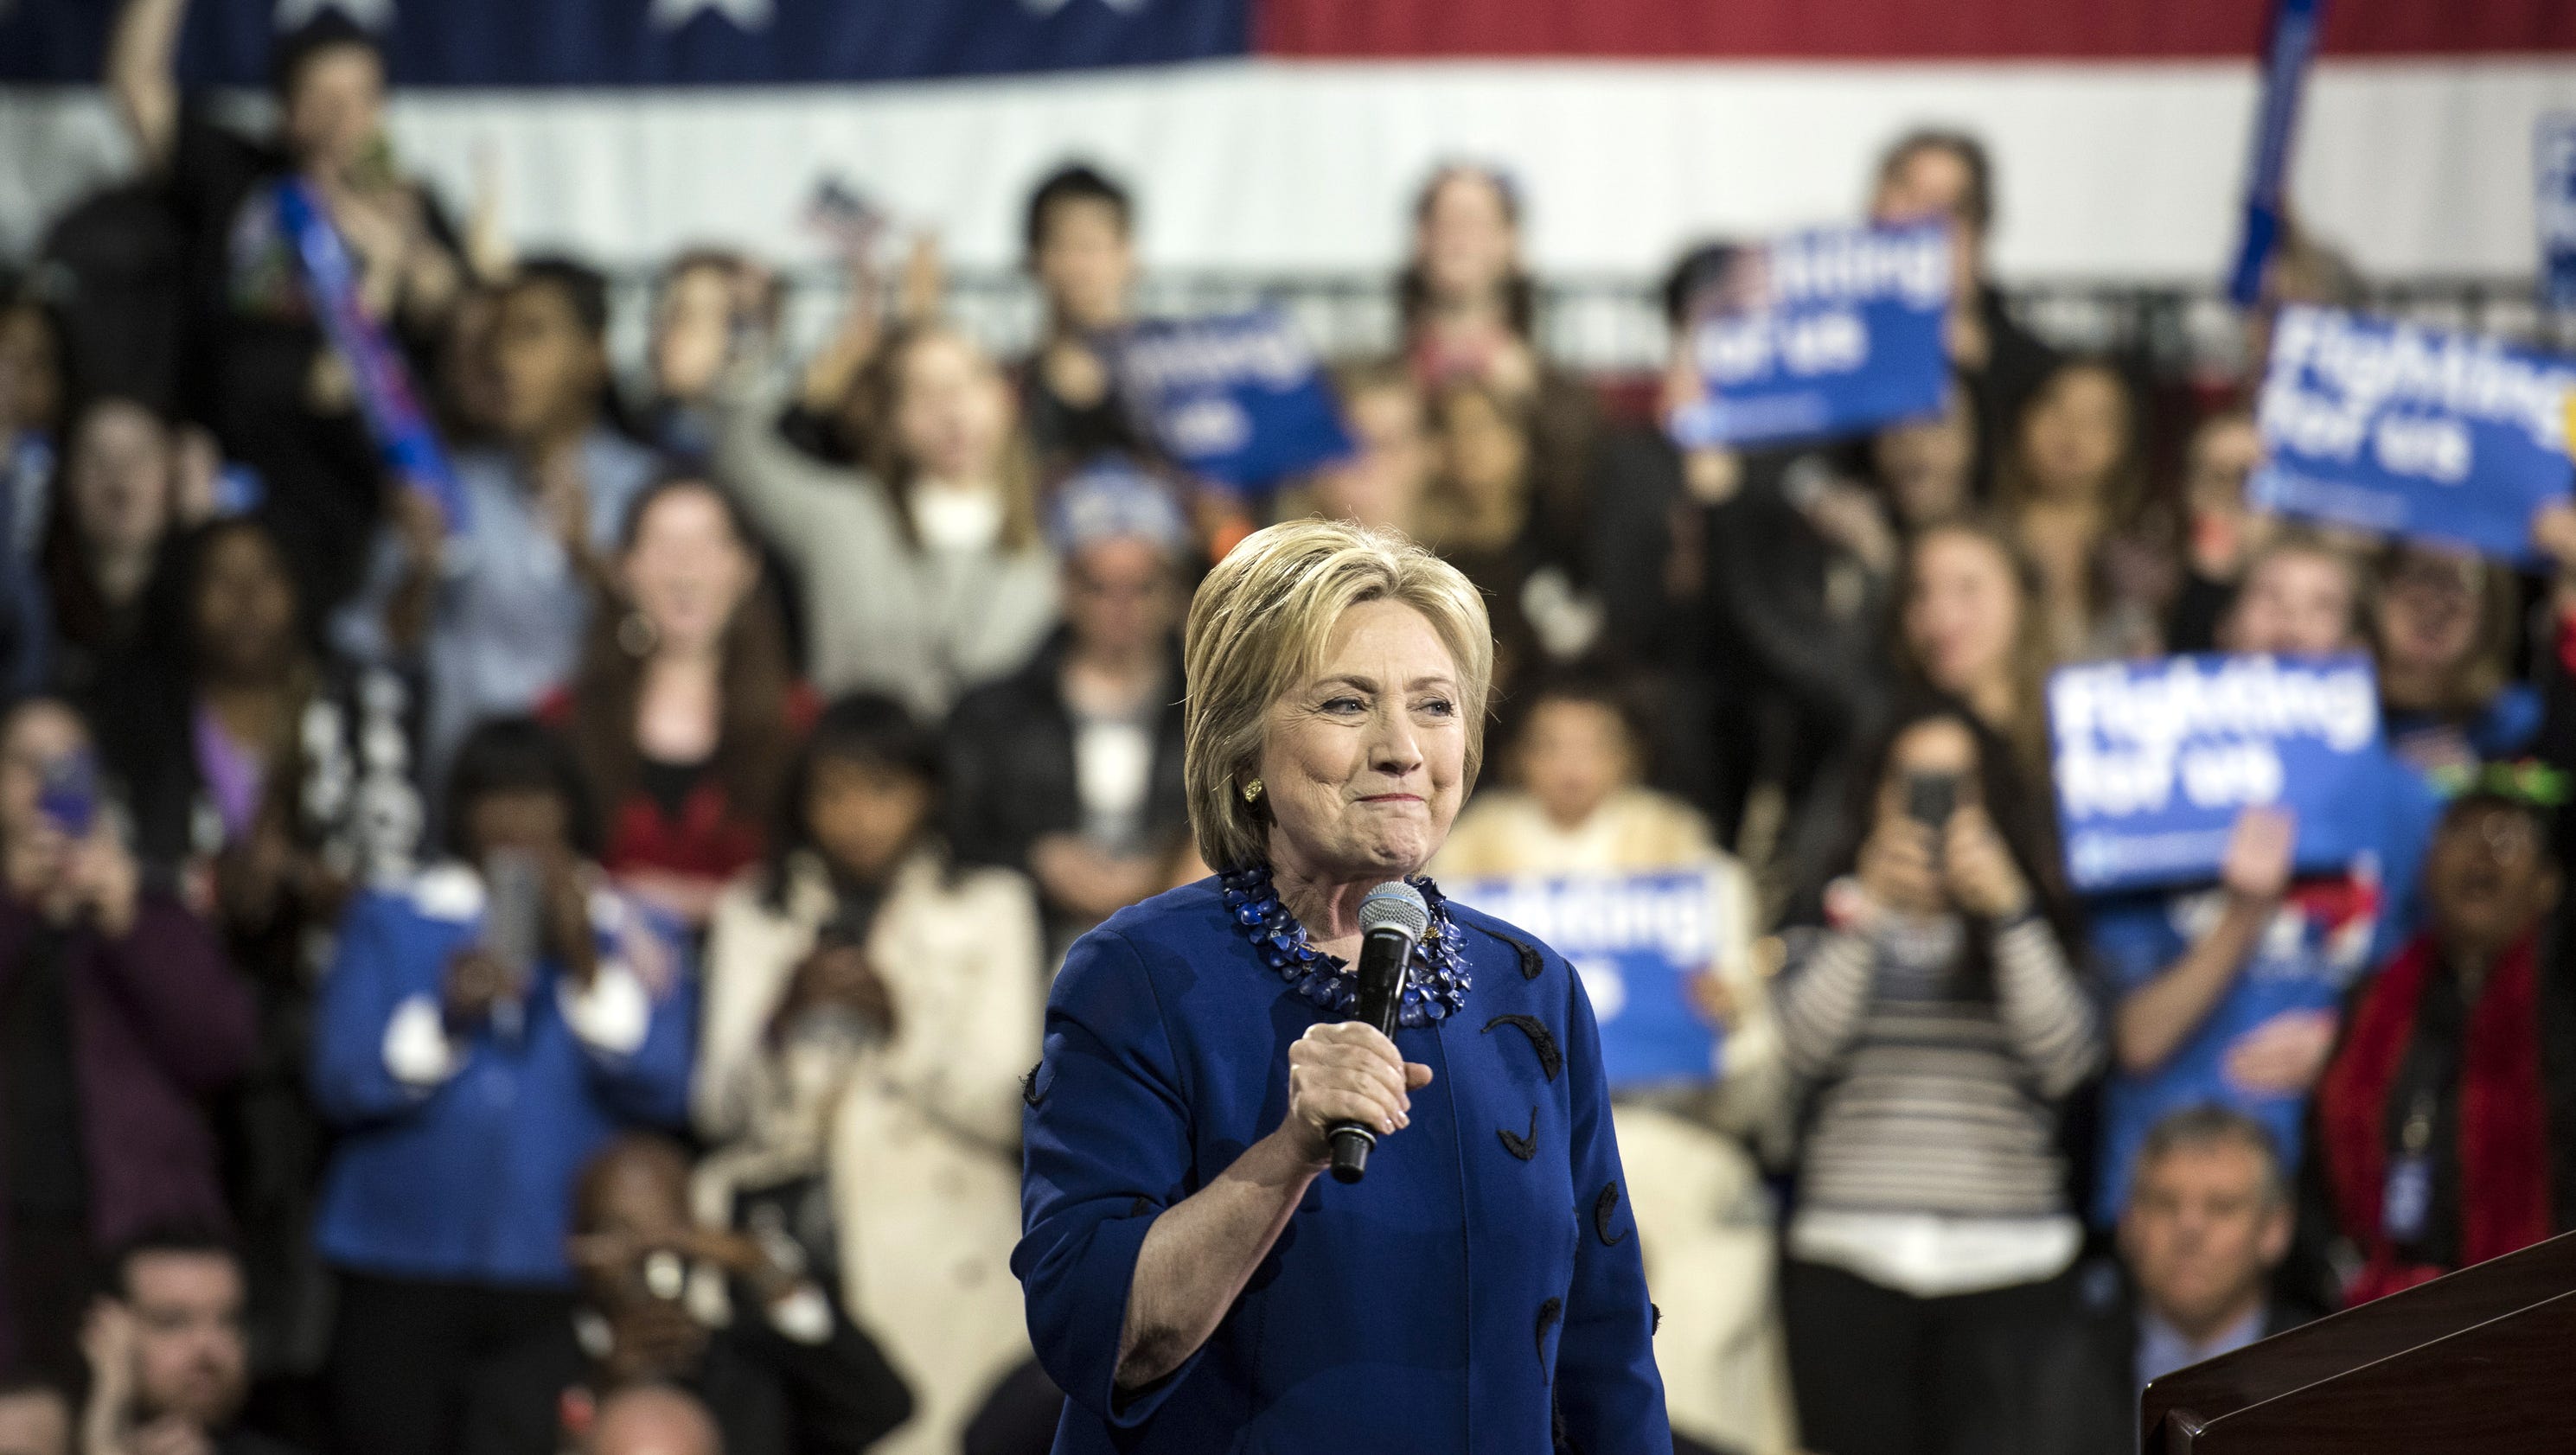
[693,692,1043,1455]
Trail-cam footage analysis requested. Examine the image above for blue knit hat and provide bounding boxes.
[1048,454,1190,556]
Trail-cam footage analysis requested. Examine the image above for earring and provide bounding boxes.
[617,611,660,658]
[1242,779,1263,804]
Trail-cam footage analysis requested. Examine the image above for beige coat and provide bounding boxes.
[694,852,1042,1455]
[1433,787,1797,1455]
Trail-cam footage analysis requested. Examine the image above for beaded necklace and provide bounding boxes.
[1218,865,1470,1027]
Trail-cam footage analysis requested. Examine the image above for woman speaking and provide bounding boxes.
[1014,520,1669,1451]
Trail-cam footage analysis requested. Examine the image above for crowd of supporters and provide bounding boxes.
[3,6,2575,1455]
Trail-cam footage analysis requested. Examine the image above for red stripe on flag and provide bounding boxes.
[1256,0,2576,61]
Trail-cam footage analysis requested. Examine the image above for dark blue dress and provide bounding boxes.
[1014,877,1671,1453]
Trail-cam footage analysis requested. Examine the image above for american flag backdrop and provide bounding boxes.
[2,0,2573,281]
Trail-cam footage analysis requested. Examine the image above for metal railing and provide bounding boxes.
[607,268,2576,380]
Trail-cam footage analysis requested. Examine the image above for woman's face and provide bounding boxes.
[2020,365,2128,501]
[892,331,1013,484]
[1517,698,1633,832]
[1259,599,1468,884]
[2376,548,2483,679]
[621,486,756,658]
[1904,531,2023,700]
[463,788,572,866]
[69,400,174,555]
[1414,171,1519,304]
[193,529,299,684]
[2224,549,2356,657]
[807,756,932,883]
[1873,392,1974,529]
[2184,414,2263,519]
[1435,388,1529,504]
[649,265,736,404]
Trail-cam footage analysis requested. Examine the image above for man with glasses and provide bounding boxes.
[2313,775,2576,1304]
[943,458,1196,959]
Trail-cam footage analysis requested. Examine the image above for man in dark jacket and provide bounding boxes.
[80,1229,307,1455]
[459,1135,911,1455]
[0,697,254,1383]
[943,461,1192,953]
[2003,1107,2314,1454]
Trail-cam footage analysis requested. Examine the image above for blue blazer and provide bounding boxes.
[1015,878,1671,1453]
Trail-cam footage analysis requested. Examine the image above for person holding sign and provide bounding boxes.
[1867,130,2057,494]
[2089,533,2440,1225]
[1774,700,2099,1455]
[1433,674,1790,1455]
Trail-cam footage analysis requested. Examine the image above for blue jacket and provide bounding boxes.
[2089,748,2442,1225]
[311,865,696,1286]
[1016,878,1670,1454]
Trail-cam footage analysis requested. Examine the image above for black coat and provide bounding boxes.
[458,1292,913,1455]
[2003,1263,2311,1455]
[942,632,1187,927]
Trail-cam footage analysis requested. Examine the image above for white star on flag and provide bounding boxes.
[649,0,777,30]
[273,0,395,30]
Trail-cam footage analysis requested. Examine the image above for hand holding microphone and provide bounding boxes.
[1282,883,1435,1184]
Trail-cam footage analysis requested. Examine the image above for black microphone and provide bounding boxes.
[1327,881,1429,1184]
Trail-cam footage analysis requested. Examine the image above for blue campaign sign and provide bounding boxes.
[1665,222,1951,450]
[1445,868,1728,1090]
[2540,113,2576,312]
[2248,306,2576,561]
[2051,654,2386,896]
[1112,310,1353,492]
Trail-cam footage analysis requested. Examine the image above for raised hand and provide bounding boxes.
[2221,805,2298,906]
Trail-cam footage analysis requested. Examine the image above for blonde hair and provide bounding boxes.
[1183,519,1493,871]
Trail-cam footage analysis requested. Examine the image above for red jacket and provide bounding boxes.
[536,686,818,885]
[2315,930,2563,1305]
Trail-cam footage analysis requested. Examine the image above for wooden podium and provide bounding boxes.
[2139,1230,2576,1452]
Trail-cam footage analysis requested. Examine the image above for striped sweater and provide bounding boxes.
[1774,913,2102,1218]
